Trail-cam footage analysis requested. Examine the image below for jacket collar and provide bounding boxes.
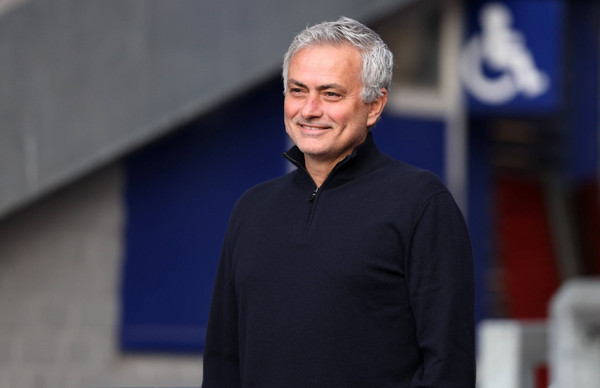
[283,132,384,189]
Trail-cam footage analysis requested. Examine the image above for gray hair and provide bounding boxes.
[282,16,394,103]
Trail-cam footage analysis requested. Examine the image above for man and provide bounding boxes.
[202,17,475,387]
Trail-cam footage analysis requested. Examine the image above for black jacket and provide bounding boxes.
[202,133,475,387]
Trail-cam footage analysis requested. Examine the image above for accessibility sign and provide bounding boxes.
[460,0,564,115]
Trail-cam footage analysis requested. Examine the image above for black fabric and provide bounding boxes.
[202,133,475,387]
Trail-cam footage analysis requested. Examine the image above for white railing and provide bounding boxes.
[549,279,600,388]
[478,278,600,388]
[478,320,547,388]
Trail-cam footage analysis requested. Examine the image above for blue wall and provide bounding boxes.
[566,0,599,183]
[375,113,445,181]
[121,77,287,352]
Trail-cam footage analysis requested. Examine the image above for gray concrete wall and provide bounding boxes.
[0,0,29,16]
[0,163,204,387]
[0,0,412,219]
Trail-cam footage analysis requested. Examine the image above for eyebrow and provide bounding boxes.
[288,79,347,93]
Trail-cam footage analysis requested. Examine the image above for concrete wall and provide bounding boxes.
[0,164,203,387]
[0,0,412,220]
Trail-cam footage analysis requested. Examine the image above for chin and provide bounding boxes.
[297,146,326,158]
[295,139,329,155]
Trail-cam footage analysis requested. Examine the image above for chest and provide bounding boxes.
[231,183,415,304]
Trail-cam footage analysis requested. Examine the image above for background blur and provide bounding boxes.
[0,0,597,387]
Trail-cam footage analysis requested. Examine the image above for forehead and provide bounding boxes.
[288,44,363,83]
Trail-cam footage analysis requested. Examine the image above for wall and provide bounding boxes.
[121,76,287,352]
[0,0,412,220]
[0,164,202,387]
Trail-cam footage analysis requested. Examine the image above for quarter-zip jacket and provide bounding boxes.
[202,133,475,388]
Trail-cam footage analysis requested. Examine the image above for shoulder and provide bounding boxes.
[229,172,295,218]
[378,158,466,230]
[375,154,449,202]
[238,172,293,202]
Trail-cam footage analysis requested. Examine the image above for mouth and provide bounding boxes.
[297,122,331,131]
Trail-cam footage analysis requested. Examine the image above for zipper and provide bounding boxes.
[283,152,352,234]
[283,152,319,200]
[308,187,318,201]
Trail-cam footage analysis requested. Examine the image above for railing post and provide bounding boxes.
[549,279,600,388]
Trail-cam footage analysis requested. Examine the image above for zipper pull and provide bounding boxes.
[308,187,319,201]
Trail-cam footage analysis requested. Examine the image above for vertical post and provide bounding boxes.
[441,0,468,215]
[549,279,600,388]
[478,320,547,388]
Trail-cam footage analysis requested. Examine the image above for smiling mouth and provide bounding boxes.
[297,122,331,131]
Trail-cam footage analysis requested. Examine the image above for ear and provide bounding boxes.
[366,88,388,127]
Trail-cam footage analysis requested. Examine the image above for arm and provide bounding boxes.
[407,191,476,387]
[202,232,241,388]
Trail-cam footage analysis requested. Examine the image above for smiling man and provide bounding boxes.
[202,17,475,387]
[283,43,386,187]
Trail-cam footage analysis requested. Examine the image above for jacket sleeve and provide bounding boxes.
[407,190,476,387]
[202,223,241,388]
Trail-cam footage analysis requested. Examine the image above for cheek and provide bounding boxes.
[284,98,299,119]
[327,105,355,126]
[283,102,296,136]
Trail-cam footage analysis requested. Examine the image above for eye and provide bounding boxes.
[323,91,342,100]
[289,87,306,96]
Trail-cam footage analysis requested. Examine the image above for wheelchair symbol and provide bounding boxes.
[460,2,549,105]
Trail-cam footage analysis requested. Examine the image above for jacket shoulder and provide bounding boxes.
[377,154,449,200]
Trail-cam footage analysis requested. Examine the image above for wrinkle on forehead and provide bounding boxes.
[288,44,363,92]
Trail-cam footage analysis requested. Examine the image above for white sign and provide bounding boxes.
[460,2,550,105]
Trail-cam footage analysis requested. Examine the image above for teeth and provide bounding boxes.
[302,124,325,130]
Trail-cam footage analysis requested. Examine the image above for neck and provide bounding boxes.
[304,161,330,188]
[304,155,347,188]
[301,133,371,187]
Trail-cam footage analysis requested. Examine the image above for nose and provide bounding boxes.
[301,93,323,118]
